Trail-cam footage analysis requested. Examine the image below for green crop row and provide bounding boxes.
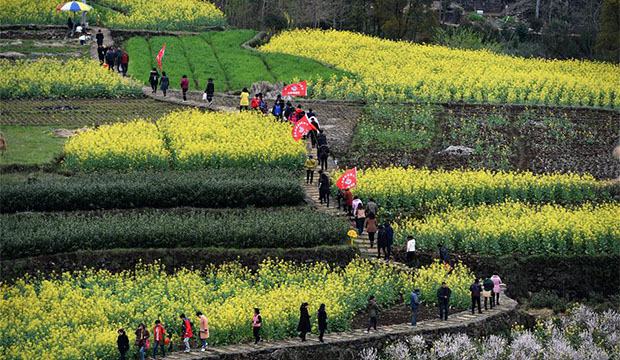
[0,169,303,213]
[1,207,349,260]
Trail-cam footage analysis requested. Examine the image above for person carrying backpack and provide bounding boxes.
[179,314,193,353]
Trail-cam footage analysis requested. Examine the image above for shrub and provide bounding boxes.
[1,208,349,259]
[0,169,304,213]
[529,290,568,312]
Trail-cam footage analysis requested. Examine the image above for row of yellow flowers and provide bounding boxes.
[393,202,620,256]
[261,29,620,108]
[0,0,225,30]
[63,110,306,171]
[0,259,474,359]
[0,59,141,99]
[333,166,609,216]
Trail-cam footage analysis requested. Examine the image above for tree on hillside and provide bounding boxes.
[595,0,620,62]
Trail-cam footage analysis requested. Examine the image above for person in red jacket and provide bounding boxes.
[152,320,166,359]
[180,75,189,101]
[120,51,129,77]
[250,93,260,110]
[180,313,193,353]
[344,188,354,216]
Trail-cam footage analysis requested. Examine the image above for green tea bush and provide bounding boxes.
[1,208,348,259]
[0,169,304,213]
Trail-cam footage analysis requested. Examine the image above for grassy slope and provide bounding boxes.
[125,30,346,92]
[0,126,66,165]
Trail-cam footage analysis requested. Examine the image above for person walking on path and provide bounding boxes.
[252,308,262,344]
[95,29,104,46]
[352,196,363,215]
[366,198,378,216]
[377,224,386,259]
[120,50,129,76]
[97,45,106,65]
[470,279,483,314]
[105,47,116,72]
[135,323,149,360]
[180,75,189,101]
[364,212,377,248]
[384,221,394,261]
[365,296,380,333]
[152,320,166,359]
[297,302,311,341]
[115,48,123,73]
[355,205,366,236]
[406,235,416,263]
[180,313,193,353]
[204,78,215,105]
[239,88,250,111]
[305,155,317,184]
[149,68,159,94]
[317,304,327,343]
[159,72,169,97]
[437,282,451,321]
[482,277,495,310]
[196,311,209,352]
[318,144,329,171]
[344,188,353,216]
[491,272,503,305]
[410,289,421,326]
[318,170,331,207]
[117,328,129,360]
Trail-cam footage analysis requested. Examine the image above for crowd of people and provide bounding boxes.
[94,30,129,77]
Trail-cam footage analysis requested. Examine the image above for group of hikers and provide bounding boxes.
[94,30,129,76]
[117,273,504,359]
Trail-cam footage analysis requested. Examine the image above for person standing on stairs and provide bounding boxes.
[318,144,329,171]
[316,130,328,159]
[159,72,169,97]
[355,205,366,235]
[304,155,317,184]
[318,170,331,207]
[377,224,386,259]
[344,188,353,216]
[384,221,394,261]
[364,212,377,248]
[297,302,311,342]
[180,75,189,101]
[366,198,378,217]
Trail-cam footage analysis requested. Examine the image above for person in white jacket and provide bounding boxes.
[406,236,416,263]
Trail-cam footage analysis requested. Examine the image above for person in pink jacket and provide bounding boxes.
[491,272,503,305]
[196,311,209,351]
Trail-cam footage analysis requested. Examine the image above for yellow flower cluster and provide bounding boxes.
[64,110,306,171]
[63,120,170,171]
[0,59,141,99]
[336,166,606,214]
[394,202,620,256]
[261,29,620,108]
[100,0,226,30]
[0,0,225,29]
[157,110,306,170]
[0,259,414,359]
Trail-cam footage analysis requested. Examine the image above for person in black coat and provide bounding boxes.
[95,29,104,46]
[149,68,160,94]
[105,47,116,71]
[439,244,449,265]
[117,328,130,360]
[437,282,452,320]
[470,278,482,314]
[205,78,215,104]
[297,302,311,341]
[317,304,327,343]
[318,170,330,207]
[97,45,106,65]
[384,222,394,261]
[377,225,386,259]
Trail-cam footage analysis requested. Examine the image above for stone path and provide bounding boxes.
[147,298,517,359]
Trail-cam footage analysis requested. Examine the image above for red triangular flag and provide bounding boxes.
[282,81,307,97]
[156,44,166,70]
[336,168,357,190]
[291,115,316,141]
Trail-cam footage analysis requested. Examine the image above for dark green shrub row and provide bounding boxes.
[1,208,348,259]
[0,246,360,282]
[393,248,620,299]
[0,169,304,213]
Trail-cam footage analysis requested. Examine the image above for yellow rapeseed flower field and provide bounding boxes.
[0,259,425,359]
[261,29,620,108]
[63,110,305,171]
[335,166,608,214]
[63,120,170,171]
[0,58,141,99]
[393,202,620,256]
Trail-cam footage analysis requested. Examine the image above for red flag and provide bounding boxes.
[291,115,316,141]
[156,44,166,70]
[282,81,307,97]
[336,168,357,190]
